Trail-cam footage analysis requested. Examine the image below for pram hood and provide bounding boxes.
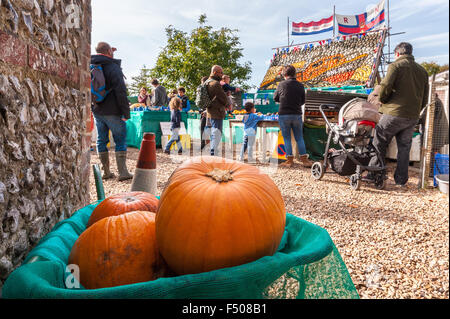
[339,97,381,126]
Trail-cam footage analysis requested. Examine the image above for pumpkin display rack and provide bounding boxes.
[260,30,386,91]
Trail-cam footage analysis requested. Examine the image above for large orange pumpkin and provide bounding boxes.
[87,192,159,228]
[69,211,168,289]
[155,156,286,275]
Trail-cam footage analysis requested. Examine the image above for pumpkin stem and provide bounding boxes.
[124,197,136,203]
[206,168,233,182]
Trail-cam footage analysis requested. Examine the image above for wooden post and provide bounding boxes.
[419,74,437,189]
[368,29,388,88]
[376,71,382,85]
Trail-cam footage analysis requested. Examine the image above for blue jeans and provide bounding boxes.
[94,114,128,153]
[165,128,182,152]
[240,135,256,162]
[210,119,223,156]
[278,115,307,157]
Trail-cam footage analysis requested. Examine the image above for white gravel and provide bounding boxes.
[89,147,449,299]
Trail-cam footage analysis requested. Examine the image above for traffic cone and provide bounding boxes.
[130,132,157,195]
[271,131,287,162]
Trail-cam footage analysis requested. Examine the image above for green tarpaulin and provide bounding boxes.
[242,92,279,114]
[241,86,371,116]
[126,111,189,148]
[128,96,138,104]
[127,112,244,148]
[304,123,340,161]
[187,118,245,145]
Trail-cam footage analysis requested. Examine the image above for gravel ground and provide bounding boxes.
[89,147,449,299]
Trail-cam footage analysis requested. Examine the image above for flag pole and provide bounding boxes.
[333,5,336,38]
[387,0,390,64]
[288,16,290,48]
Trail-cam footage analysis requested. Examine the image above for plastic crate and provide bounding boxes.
[434,153,449,187]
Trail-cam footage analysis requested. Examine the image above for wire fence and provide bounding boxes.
[419,74,449,188]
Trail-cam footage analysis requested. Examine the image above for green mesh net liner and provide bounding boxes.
[2,202,359,299]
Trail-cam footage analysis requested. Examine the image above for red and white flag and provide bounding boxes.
[336,0,386,35]
[292,15,334,36]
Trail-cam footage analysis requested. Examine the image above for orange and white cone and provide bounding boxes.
[130,133,157,195]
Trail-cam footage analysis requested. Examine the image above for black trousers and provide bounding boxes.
[368,114,418,185]
[200,114,207,150]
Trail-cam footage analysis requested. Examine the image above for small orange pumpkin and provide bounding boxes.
[87,192,159,228]
[68,211,168,289]
[156,156,286,275]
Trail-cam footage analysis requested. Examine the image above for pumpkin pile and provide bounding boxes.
[68,192,167,289]
[86,191,159,228]
[69,157,286,289]
[69,211,167,289]
[156,156,286,275]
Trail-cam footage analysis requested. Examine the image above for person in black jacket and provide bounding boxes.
[274,65,312,168]
[91,42,133,181]
[196,76,210,151]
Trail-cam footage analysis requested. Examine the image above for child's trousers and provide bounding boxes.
[165,128,182,152]
[239,135,256,162]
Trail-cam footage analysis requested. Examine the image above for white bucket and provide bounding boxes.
[436,174,449,195]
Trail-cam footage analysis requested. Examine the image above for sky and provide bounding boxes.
[91,0,449,92]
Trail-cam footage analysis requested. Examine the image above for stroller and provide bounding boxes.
[310,98,387,190]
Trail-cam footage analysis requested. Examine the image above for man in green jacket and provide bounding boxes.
[206,65,229,156]
[368,42,429,187]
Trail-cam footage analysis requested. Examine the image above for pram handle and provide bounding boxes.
[319,104,339,111]
[319,104,338,133]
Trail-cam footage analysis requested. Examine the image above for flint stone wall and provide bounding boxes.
[0,0,92,291]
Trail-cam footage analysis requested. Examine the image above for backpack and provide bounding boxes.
[195,79,214,110]
[90,64,110,104]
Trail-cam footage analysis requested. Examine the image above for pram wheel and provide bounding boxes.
[374,175,387,190]
[311,162,325,180]
[350,174,361,191]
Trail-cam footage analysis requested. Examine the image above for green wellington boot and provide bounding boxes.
[115,151,133,181]
[98,151,116,180]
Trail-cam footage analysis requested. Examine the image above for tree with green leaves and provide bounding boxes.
[438,64,449,73]
[147,14,252,102]
[127,65,152,96]
[420,61,448,76]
